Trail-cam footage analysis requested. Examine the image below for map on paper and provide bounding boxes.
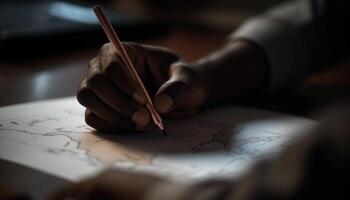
[0,97,317,182]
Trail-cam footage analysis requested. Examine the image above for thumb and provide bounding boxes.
[154,62,203,114]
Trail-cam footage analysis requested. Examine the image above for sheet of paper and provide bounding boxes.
[0,97,317,182]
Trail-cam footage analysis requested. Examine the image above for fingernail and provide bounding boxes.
[132,111,150,127]
[132,92,146,104]
[155,94,173,113]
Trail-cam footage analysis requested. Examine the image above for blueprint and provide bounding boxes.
[0,97,317,182]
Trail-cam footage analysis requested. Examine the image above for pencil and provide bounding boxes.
[93,5,166,135]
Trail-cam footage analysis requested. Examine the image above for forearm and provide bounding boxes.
[231,0,350,90]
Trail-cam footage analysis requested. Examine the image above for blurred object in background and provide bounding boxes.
[0,0,289,60]
[0,0,167,60]
[144,0,288,30]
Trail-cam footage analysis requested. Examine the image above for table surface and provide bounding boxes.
[0,26,349,199]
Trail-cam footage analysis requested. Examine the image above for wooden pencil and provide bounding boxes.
[93,5,166,135]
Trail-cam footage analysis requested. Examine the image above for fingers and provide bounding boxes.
[77,80,134,131]
[78,49,155,132]
[85,109,118,133]
[155,80,190,113]
[85,109,154,134]
[87,60,143,119]
[99,43,146,104]
[79,42,201,132]
[154,62,206,116]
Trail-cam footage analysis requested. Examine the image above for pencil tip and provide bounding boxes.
[162,129,167,136]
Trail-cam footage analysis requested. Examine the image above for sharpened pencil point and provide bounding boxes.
[162,129,167,136]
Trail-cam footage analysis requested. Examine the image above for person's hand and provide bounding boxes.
[48,170,164,200]
[77,41,268,133]
[77,42,207,133]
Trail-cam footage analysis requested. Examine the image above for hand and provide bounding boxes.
[77,42,207,133]
[48,170,164,200]
[77,41,268,133]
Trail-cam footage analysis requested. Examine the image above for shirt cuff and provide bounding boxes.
[230,17,309,91]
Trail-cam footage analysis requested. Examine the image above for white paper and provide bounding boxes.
[0,97,317,182]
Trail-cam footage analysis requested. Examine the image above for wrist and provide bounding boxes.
[192,40,269,105]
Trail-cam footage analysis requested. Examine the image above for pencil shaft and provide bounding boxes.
[93,5,165,131]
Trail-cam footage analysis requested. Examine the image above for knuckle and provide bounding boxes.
[99,50,123,74]
[102,58,119,74]
[124,42,138,50]
[122,42,142,61]
[86,72,104,89]
[172,62,195,73]
[100,43,112,53]
[170,63,198,83]
[78,78,87,90]
[88,57,99,68]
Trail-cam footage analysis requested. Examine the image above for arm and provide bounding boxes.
[232,0,350,90]
[77,0,349,133]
